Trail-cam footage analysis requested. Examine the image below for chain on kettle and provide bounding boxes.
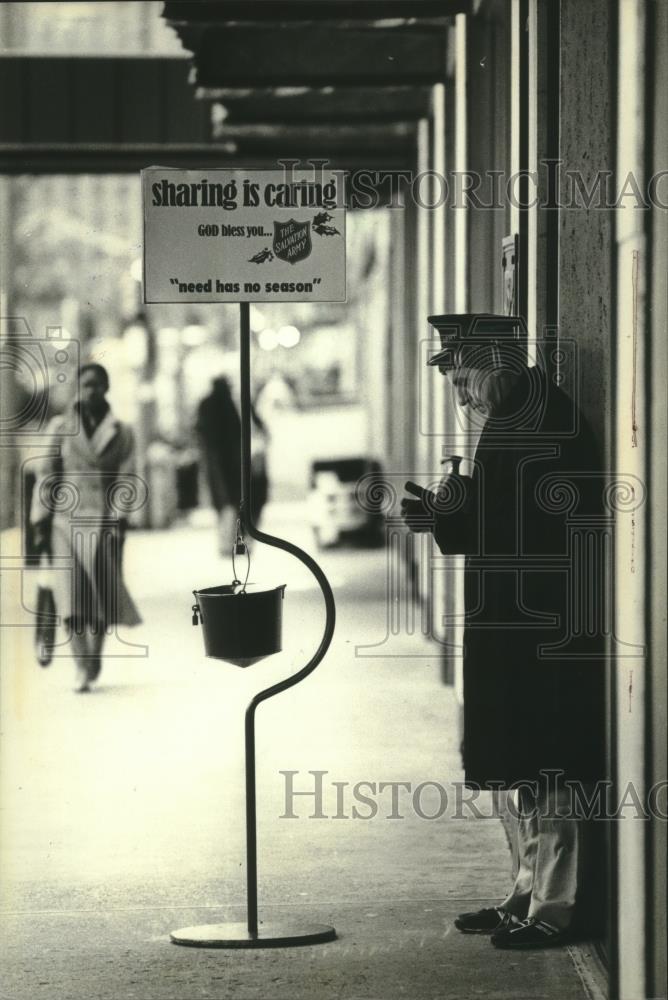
[231,517,251,593]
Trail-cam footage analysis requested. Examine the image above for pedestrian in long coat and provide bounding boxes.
[196,376,269,552]
[30,364,141,691]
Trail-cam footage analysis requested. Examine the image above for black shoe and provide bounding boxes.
[455,907,514,934]
[491,917,569,950]
[87,657,102,682]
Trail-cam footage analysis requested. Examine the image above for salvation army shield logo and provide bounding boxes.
[273,219,312,265]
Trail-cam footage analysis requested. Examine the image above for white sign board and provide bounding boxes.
[142,167,346,303]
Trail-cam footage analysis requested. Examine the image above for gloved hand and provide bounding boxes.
[400,481,438,533]
[401,479,477,554]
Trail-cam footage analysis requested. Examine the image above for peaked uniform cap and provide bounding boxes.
[427,313,528,368]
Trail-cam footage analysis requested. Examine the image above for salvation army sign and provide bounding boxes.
[273,219,312,265]
[142,168,346,303]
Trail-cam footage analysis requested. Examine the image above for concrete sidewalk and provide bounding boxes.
[0,507,593,999]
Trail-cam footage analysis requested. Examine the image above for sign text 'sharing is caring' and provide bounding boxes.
[142,168,346,303]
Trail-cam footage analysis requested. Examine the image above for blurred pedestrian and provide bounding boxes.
[30,363,141,692]
[195,376,268,553]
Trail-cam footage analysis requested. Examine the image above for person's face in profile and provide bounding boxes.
[441,364,486,411]
[442,363,519,417]
[79,369,108,415]
[448,366,474,408]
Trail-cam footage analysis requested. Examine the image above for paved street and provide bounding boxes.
[0,504,591,999]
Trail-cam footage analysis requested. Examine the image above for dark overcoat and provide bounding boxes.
[196,381,268,520]
[434,367,606,789]
[196,383,242,512]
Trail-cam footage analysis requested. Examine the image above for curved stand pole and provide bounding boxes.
[171,303,336,949]
[238,303,336,937]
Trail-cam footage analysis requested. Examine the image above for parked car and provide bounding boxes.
[307,458,384,548]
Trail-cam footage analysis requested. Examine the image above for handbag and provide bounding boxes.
[34,553,57,668]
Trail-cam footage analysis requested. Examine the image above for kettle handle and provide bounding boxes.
[231,536,251,592]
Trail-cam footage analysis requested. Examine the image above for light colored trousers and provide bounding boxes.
[501,785,586,931]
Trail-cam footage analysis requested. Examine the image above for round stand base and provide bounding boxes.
[170,921,336,949]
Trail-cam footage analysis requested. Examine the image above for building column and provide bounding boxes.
[614,2,648,997]
[647,2,668,994]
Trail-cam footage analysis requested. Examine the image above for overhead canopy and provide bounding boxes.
[0,1,462,174]
[161,0,464,169]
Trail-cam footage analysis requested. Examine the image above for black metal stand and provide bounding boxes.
[171,302,337,948]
